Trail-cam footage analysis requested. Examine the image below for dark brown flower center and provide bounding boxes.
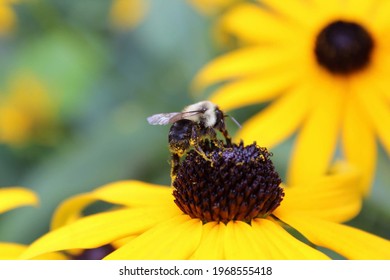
[315,20,374,74]
[172,140,284,224]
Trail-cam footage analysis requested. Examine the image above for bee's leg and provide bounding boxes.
[193,144,214,166]
[220,127,232,146]
[190,125,213,164]
[207,128,220,146]
[170,152,181,183]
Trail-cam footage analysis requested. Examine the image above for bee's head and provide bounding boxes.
[211,107,226,130]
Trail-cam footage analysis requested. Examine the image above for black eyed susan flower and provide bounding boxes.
[193,0,390,194]
[0,187,66,259]
[20,140,390,260]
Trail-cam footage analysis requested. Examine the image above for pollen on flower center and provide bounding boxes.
[172,140,284,224]
[315,20,374,74]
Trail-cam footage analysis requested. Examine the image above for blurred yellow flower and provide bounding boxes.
[19,143,390,259]
[0,0,19,35]
[109,0,148,30]
[0,187,66,259]
[0,74,57,146]
[188,0,240,15]
[193,0,390,195]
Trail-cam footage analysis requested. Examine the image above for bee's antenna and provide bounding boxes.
[226,115,242,129]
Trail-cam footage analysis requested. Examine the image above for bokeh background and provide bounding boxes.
[0,0,389,246]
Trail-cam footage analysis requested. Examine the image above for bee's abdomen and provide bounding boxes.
[168,120,194,155]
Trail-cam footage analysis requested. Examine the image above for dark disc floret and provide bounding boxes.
[315,20,374,74]
[173,140,284,224]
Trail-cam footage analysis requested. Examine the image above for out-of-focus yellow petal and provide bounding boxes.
[104,215,202,260]
[252,219,329,259]
[310,0,342,14]
[32,251,69,260]
[276,162,362,223]
[51,181,172,229]
[370,0,390,33]
[0,243,26,260]
[287,86,344,186]
[344,0,377,21]
[260,0,318,28]
[192,46,294,93]
[357,85,390,156]
[109,0,148,30]
[236,83,311,147]
[342,96,376,195]
[224,221,271,259]
[0,187,38,214]
[21,206,181,260]
[220,3,298,44]
[51,193,96,230]
[0,243,67,260]
[209,69,298,112]
[189,222,226,260]
[281,213,390,260]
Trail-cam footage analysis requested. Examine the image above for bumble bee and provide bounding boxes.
[147,101,234,180]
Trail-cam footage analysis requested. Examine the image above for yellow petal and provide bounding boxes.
[224,221,271,259]
[310,0,342,15]
[104,215,202,260]
[0,243,26,260]
[51,181,172,229]
[0,187,38,214]
[93,181,172,207]
[192,46,294,93]
[281,213,390,259]
[276,162,362,223]
[287,86,344,185]
[344,0,377,20]
[220,3,297,44]
[21,206,181,259]
[252,219,329,259]
[236,83,311,147]
[357,86,390,156]
[209,69,298,112]
[112,236,139,251]
[370,0,390,33]
[51,193,96,230]
[32,251,69,260]
[189,222,226,260]
[260,0,318,28]
[341,96,376,195]
[0,243,67,260]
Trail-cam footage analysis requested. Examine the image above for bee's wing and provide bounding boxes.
[147,112,182,125]
[147,110,203,125]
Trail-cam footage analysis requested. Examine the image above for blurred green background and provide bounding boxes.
[0,0,389,246]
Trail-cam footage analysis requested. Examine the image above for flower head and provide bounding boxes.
[173,140,283,223]
[19,138,390,259]
[193,0,390,194]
